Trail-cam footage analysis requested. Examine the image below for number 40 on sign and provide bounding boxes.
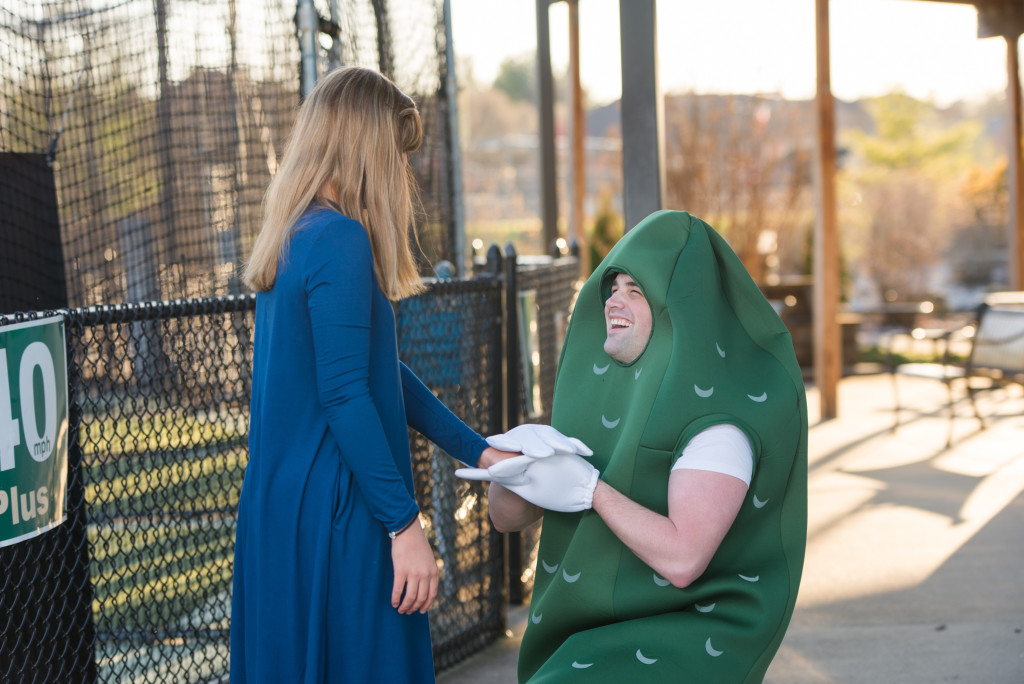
[0,316,68,547]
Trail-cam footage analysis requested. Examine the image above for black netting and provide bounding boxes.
[0,298,255,683]
[510,257,581,603]
[78,298,249,683]
[0,253,579,681]
[505,256,581,605]
[397,278,507,669]
[516,258,582,426]
[1,0,457,309]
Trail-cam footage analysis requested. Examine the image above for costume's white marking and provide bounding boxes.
[738,574,760,582]
[601,415,620,429]
[705,638,724,657]
[571,661,593,669]
[562,569,581,583]
[531,611,543,624]
[716,342,725,358]
[694,384,714,398]
[635,367,643,380]
[541,560,559,573]
[695,602,716,613]
[652,573,671,587]
[635,649,658,665]
[747,392,768,403]
[593,363,610,375]
[753,495,769,509]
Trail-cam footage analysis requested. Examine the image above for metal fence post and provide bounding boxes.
[63,314,99,683]
[476,243,511,633]
[502,244,527,605]
[503,245,521,439]
[297,0,319,98]
[483,244,502,277]
[442,0,466,277]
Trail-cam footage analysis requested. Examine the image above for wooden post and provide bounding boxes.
[1007,34,1024,290]
[814,0,840,419]
[568,0,588,271]
[978,1,1024,290]
[537,0,559,252]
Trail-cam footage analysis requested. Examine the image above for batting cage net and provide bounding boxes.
[0,0,458,313]
[0,1,581,680]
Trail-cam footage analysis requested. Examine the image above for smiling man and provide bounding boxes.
[603,273,652,363]
[462,210,808,683]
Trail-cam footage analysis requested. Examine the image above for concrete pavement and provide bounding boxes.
[437,371,1024,683]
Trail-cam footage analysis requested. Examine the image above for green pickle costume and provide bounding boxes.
[519,210,808,683]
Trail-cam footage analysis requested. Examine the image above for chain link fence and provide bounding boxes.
[0,251,581,682]
[397,275,507,671]
[504,254,581,605]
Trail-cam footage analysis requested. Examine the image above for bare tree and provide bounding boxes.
[664,93,814,284]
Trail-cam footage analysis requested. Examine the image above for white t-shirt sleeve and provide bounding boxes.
[671,423,753,486]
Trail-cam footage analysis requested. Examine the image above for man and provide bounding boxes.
[458,210,807,683]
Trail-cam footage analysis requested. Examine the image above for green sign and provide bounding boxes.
[0,316,68,547]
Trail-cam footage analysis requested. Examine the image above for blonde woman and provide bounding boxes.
[230,67,514,683]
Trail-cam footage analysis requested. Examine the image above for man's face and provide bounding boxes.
[603,273,652,364]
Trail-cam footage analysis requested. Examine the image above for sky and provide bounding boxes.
[449,0,1008,107]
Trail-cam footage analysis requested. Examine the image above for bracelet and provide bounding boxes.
[388,516,417,540]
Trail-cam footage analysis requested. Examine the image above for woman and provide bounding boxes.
[230,66,512,683]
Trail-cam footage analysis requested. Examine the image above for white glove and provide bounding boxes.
[485,424,593,459]
[456,453,599,513]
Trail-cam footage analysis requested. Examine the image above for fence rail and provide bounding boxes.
[0,250,580,682]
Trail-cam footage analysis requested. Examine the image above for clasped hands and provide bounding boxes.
[456,424,598,513]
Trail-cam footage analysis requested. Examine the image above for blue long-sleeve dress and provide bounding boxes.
[230,204,489,683]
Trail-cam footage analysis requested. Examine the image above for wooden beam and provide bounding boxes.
[977,1,1024,39]
[814,0,840,419]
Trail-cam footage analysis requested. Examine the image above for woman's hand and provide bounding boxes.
[390,517,438,614]
[476,445,519,469]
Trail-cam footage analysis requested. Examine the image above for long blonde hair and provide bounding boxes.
[243,67,425,300]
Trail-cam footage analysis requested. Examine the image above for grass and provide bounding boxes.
[82,406,246,636]
[80,407,247,457]
[85,445,246,517]
[92,528,235,632]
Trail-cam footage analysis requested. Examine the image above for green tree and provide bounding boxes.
[840,92,982,304]
[587,192,622,276]
[492,53,568,106]
[493,54,536,104]
[845,93,978,174]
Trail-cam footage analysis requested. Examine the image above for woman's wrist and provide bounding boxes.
[388,514,418,540]
[477,446,504,469]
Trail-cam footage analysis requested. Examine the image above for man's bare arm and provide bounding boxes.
[591,469,747,588]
